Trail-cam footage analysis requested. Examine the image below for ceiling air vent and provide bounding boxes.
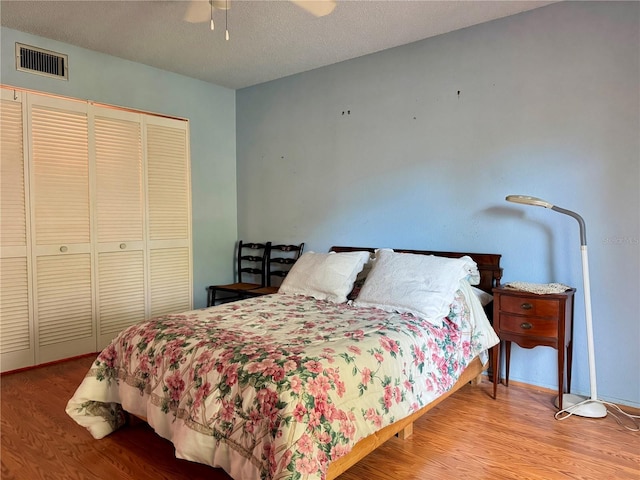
[16,43,68,80]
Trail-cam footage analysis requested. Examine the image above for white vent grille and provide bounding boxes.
[16,43,68,80]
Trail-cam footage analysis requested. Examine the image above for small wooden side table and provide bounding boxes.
[492,286,576,409]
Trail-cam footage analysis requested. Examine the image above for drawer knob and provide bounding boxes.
[520,322,533,330]
[520,303,533,310]
[120,243,127,250]
[59,245,68,253]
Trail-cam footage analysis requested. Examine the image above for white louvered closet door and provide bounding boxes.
[0,86,192,372]
[146,116,192,317]
[27,93,95,363]
[0,90,34,371]
[93,106,147,349]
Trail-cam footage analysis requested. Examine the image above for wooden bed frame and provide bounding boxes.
[326,246,502,479]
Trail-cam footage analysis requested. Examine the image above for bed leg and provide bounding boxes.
[397,422,413,439]
[470,373,483,386]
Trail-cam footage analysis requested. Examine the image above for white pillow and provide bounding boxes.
[353,250,479,325]
[279,251,371,303]
[471,286,493,307]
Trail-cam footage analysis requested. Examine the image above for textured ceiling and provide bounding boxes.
[1,0,555,90]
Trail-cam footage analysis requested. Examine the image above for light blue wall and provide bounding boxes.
[237,2,640,407]
[1,27,238,309]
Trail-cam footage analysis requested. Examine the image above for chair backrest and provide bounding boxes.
[266,243,304,287]
[237,241,271,286]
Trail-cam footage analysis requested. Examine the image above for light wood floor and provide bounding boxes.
[1,355,638,480]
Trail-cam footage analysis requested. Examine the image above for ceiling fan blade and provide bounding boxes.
[211,0,230,10]
[290,0,337,17]
[183,0,211,23]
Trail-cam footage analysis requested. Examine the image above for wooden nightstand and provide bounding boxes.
[491,286,576,409]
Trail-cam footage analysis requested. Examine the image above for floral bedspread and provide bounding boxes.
[67,289,497,480]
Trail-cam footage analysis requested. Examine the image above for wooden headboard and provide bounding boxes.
[329,246,502,294]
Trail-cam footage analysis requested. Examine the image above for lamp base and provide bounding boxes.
[555,394,607,418]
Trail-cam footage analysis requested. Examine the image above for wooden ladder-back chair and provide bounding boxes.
[207,241,271,306]
[245,243,305,297]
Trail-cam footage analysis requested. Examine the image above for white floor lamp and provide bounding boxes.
[506,195,607,418]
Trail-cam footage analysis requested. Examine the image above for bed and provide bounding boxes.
[67,246,502,480]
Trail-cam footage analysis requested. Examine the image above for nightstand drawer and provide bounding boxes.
[499,294,561,317]
[499,314,558,337]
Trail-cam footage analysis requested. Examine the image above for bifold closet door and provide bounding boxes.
[27,93,95,363]
[0,90,34,372]
[145,116,192,317]
[1,87,192,371]
[93,107,147,349]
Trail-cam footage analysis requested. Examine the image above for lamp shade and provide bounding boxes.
[505,195,553,209]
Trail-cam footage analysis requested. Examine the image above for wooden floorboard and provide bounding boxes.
[2,356,638,479]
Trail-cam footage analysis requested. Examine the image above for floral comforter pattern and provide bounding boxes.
[67,290,497,480]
